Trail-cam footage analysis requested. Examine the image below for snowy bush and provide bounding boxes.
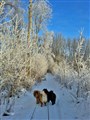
[30,53,48,81]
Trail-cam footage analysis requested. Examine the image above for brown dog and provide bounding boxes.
[33,90,42,105]
[33,90,47,107]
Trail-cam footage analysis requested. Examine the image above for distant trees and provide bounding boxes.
[84,39,90,60]
[52,33,89,68]
[52,33,66,63]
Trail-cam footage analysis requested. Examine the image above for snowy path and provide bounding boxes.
[1,73,89,120]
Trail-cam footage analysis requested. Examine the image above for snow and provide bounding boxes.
[0,73,90,120]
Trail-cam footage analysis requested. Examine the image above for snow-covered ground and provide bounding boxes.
[0,73,90,120]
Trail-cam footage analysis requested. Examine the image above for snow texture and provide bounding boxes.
[0,73,90,120]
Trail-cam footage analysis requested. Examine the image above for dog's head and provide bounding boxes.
[33,90,40,98]
[33,90,42,104]
[43,89,48,94]
[50,90,53,93]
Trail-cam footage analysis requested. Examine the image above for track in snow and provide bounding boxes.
[29,102,61,120]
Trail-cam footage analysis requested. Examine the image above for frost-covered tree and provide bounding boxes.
[32,0,52,43]
[73,32,85,76]
[0,0,24,37]
[27,0,32,46]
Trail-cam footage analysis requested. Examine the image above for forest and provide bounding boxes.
[0,0,90,119]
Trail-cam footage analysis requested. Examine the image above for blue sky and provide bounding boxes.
[23,0,90,38]
[48,0,90,38]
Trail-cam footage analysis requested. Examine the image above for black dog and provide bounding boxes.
[43,89,56,105]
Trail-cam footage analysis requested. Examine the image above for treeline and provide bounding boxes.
[53,33,90,60]
[52,33,90,69]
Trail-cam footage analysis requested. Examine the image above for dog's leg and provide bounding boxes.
[52,102,55,105]
[52,99,55,105]
[44,102,47,106]
[36,100,39,104]
[36,98,40,104]
[41,102,43,107]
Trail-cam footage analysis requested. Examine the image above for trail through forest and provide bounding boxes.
[1,73,90,120]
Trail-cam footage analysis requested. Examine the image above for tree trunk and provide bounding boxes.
[27,0,32,47]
